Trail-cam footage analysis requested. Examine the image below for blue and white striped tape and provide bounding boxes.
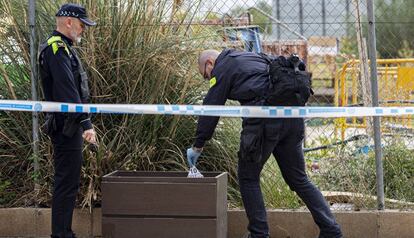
[0,100,413,118]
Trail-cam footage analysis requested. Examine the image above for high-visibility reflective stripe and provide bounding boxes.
[209,77,217,88]
[47,36,70,55]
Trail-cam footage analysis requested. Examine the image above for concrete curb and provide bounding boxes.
[0,208,413,237]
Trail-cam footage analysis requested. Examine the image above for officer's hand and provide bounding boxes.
[186,147,202,167]
[83,129,96,144]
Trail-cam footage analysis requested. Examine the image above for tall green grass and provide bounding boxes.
[0,0,242,208]
[5,0,411,211]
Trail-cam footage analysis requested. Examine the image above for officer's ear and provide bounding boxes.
[205,58,211,67]
[65,17,75,29]
[206,58,214,68]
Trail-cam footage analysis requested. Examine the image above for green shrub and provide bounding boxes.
[0,177,16,206]
[313,140,414,209]
[0,0,242,208]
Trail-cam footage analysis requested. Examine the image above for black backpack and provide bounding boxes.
[261,53,313,106]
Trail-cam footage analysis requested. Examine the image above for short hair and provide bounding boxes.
[56,16,68,26]
[198,50,220,66]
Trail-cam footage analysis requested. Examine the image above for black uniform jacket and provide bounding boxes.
[39,30,92,131]
[194,49,270,148]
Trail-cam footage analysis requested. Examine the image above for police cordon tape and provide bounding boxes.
[1,100,414,118]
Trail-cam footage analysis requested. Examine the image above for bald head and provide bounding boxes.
[198,50,220,80]
[198,50,220,66]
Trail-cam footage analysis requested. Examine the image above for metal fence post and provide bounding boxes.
[346,0,351,35]
[367,0,385,210]
[29,0,40,201]
[272,0,281,39]
[299,0,304,36]
[322,0,326,36]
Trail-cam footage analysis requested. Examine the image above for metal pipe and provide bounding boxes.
[299,0,304,35]
[346,0,351,35]
[29,0,40,201]
[276,0,280,39]
[272,0,281,39]
[367,0,385,210]
[249,7,307,41]
[343,58,414,64]
[322,0,326,36]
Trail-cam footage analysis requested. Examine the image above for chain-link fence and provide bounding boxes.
[0,0,413,211]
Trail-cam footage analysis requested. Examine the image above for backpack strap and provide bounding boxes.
[258,52,272,64]
[289,54,301,73]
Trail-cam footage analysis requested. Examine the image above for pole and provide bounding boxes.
[367,0,385,210]
[346,0,351,35]
[272,0,281,39]
[299,0,304,36]
[29,0,40,201]
[322,0,326,36]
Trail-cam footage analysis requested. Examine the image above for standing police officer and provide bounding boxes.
[186,49,343,238]
[38,3,97,238]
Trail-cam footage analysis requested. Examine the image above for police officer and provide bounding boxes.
[186,49,343,238]
[38,3,97,238]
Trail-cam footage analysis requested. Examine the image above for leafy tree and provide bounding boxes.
[375,0,414,58]
[250,1,272,35]
[229,0,272,35]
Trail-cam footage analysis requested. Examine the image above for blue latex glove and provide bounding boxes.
[186,147,201,167]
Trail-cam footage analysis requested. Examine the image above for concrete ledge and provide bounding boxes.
[0,208,36,237]
[378,211,414,238]
[0,208,98,238]
[0,208,413,238]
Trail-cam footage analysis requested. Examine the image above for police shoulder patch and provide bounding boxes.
[209,77,217,88]
[51,41,70,55]
[56,41,66,48]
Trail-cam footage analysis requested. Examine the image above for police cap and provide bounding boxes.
[56,3,96,26]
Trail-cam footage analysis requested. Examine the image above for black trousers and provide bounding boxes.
[238,118,343,238]
[51,128,83,238]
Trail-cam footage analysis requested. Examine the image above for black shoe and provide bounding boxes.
[242,233,270,238]
[50,234,77,238]
[318,235,343,238]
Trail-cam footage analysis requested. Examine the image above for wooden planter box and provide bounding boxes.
[102,171,228,238]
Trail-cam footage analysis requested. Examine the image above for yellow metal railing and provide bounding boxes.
[335,58,414,140]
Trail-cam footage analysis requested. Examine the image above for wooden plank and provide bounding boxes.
[102,171,223,183]
[215,173,228,238]
[102,217,221,238]
[322,191,414,206]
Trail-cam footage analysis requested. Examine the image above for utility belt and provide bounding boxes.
[42,113,80,138]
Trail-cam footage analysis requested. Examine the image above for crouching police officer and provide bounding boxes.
[186,49,343,238]
[38,3,97,238]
